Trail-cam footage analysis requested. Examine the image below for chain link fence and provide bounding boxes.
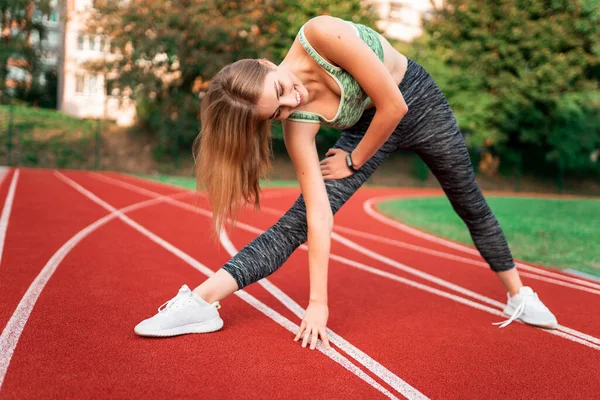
[0,92,598,195]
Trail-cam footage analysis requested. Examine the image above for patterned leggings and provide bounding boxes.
[222,58,515,290]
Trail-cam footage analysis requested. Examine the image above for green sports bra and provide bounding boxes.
[287,20,384,129]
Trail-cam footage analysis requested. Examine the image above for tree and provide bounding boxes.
[423,0,600,178]
[0,0,51,99]
[257,0,375,61]
[86,0,375,155]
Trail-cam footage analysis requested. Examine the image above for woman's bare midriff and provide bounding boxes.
[380,33,408,87]
[363,33,408,111]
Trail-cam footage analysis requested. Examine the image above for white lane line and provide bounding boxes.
[249,217,600,350]
[260,194,600,295]
[93,173,425,400]
[248,204,600,348]
[93,174,600,351]
[330,225,600,296]
[257,205,600,296]
[563,269,600,283]
[364,195,600,291]
[0,186,193,390]
[0,169,19,267]
[69,173,409,400]
[258,206,600,347]
[223,218,600,350]
[270,202,600,295]
[219,230,422,399]
[233,292,400,400]
[330,232,600,347]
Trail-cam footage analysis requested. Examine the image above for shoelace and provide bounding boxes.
[158,294,221,313]
[492,292,538,328]
[493,301,525,328]
[158,294,181,313]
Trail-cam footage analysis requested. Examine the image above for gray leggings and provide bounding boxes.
[222,58,515,290]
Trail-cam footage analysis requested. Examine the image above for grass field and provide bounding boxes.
[140,174,298,189]
[377,196,600,277]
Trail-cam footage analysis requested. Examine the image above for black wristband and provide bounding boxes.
[346,152,359,173]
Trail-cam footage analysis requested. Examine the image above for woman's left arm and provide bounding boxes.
[306,16,408,172]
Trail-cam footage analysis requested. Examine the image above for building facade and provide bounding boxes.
[58,0,135,126]
[4,0,60,91]
[38,0,61,76]
[368,0,443,42]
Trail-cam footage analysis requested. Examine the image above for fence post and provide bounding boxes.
[7,103,14,166]
[95,118,101,170]
[172,118,180,171]
[597,164,600,196]
[514,152,522,192]
[556,158,564,194]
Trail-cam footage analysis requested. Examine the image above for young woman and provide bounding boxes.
[134,16,557,347]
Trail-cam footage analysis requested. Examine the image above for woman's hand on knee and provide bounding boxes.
[294,301,332,350]
[320,148,354,180]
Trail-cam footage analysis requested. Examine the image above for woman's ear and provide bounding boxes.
[258,58,277,68]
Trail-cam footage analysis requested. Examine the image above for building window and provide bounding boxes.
[76,74,86,93]
[42,11,59,24]
[95,35,104,51]
[77,34,85,50]
[88,75,99,93]
[76,73,101,95]
[33,9,43,23]
[46,31,59,47]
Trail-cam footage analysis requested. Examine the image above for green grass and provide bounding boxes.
[0,105,96,135]
[139,174,298,190]
[377,196,600,276]
[0,105,96,168]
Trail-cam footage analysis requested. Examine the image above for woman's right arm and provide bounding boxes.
[282,119,333,350]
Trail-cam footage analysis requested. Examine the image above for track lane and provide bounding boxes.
[90,175,600,344]
[91,173,600,399]
[0,170,405,399]
[0,170,109,333]
[259,189,600,337]
[97,173,600,347]
[5,171,597,398]
[83,173,424,398]
[223,203,600,399]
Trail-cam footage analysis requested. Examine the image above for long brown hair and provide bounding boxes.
[194,59,273,236]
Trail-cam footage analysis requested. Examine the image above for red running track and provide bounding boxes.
[0,168,598,399]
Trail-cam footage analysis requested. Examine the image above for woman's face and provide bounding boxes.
[256,65,308,121]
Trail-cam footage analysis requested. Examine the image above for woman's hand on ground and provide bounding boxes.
[294,301,332,350]
[320,148,353,181]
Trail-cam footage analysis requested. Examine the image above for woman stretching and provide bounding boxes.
[134,16,557,346]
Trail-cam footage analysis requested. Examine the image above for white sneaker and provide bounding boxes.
[494,286,558,329]
[134,285,224,337]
